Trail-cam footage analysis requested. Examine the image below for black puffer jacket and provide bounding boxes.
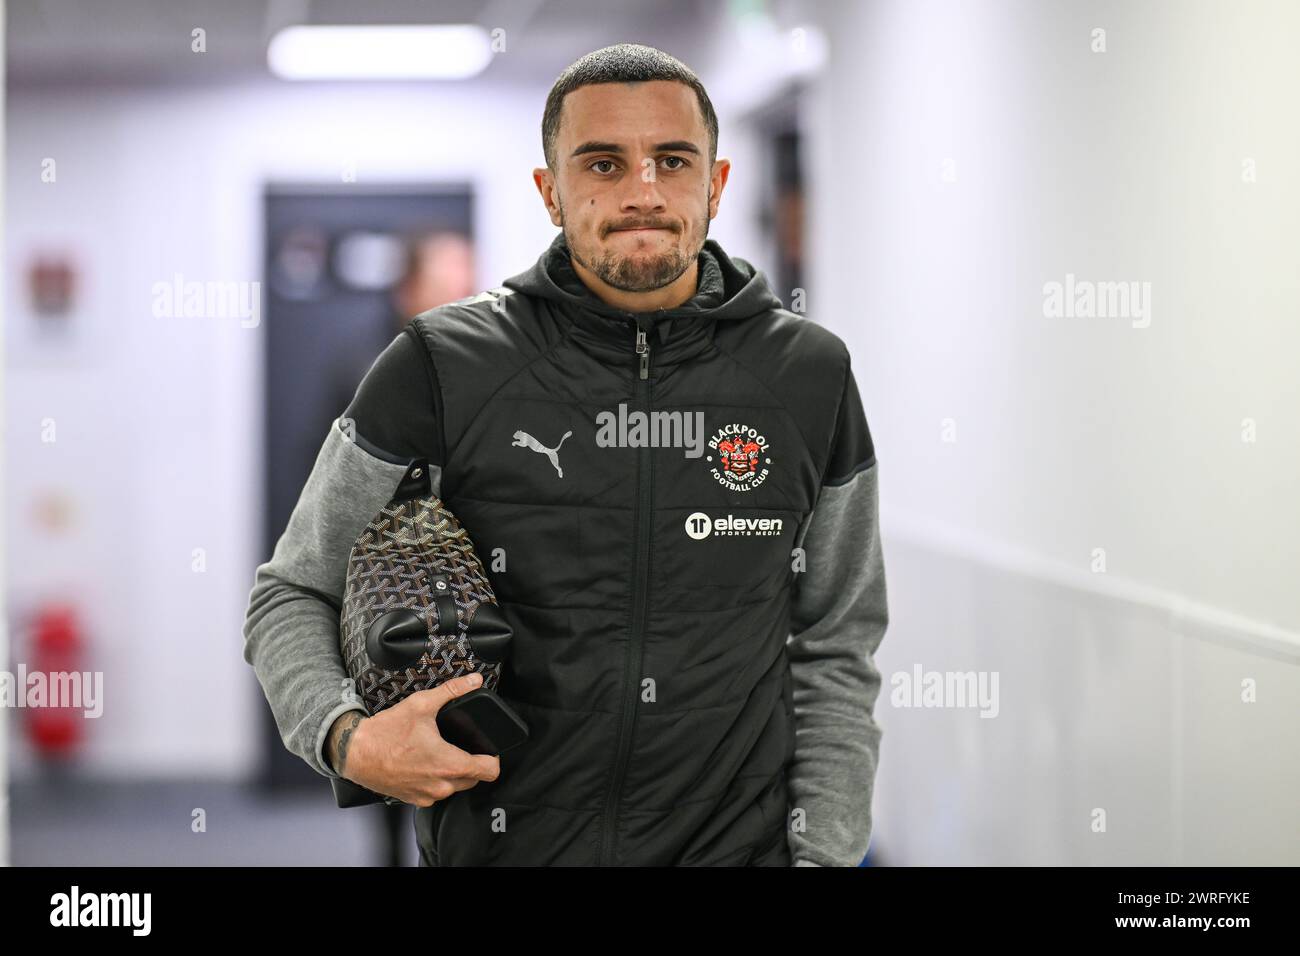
[242,229,888,867]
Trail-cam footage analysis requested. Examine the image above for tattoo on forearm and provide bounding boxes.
[333,712,365,775]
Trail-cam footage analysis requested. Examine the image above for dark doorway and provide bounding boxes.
[258,183,474,793]
[751,87,806,307]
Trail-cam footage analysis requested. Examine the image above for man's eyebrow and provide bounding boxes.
[570,140,702,159]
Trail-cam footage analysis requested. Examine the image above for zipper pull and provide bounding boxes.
[635,325,649,380]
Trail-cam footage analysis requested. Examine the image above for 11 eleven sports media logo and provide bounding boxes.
[707,422,772,491]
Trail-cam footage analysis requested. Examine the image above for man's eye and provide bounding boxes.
[661,156,688,170]
[591,160,616,174]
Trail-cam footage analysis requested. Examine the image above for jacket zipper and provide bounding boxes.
[598,320,653,864]
[635,325,649,379]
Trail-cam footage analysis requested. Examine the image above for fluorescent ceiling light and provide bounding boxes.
[268,25,492,80]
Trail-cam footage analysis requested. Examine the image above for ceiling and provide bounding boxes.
[5,0,718,89]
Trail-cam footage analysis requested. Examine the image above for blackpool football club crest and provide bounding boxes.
[706,423,772,492]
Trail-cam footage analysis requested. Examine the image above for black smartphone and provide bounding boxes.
[437,687,530,755]
[330,689,528,808]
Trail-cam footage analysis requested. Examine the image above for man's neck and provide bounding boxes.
[569,255,700,314]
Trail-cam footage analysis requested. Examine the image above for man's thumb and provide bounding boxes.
[413,672,483,713]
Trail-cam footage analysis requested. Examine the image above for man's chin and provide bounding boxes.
[606,276,670,293]
[606,259,686,292]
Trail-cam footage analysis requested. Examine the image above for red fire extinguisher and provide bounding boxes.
[25,603,87,758]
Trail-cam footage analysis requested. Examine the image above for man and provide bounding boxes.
[242,43,888,867]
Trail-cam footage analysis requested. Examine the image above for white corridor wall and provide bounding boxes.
[802,0,1300,864]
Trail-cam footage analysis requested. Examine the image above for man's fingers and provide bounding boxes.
[445,754,500,786]
[440,748,501,782]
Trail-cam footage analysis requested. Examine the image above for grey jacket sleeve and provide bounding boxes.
[241,323,445,779]
[786,354,888,867]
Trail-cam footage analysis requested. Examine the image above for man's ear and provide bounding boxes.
[707,158,731,218]
[532,166,563,227]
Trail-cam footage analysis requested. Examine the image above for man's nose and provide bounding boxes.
[619,161,667,212]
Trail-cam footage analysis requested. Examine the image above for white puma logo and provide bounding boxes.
[512,429,572,478]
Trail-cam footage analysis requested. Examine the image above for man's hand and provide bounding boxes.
[326,673,501,806]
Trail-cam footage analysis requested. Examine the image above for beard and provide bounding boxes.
[560,197,711,293]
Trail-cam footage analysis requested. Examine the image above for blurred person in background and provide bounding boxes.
[392,231,477,322]
[328,230,476,433]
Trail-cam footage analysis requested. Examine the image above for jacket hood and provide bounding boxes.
[502,229,784,344]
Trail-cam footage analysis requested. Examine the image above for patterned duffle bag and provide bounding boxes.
[331,456,528,808]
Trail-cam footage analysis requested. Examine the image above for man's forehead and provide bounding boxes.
[560,81,703,147]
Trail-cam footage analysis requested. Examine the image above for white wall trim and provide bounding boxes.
[883,507,1300,664]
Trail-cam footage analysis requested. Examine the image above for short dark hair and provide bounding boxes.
[542,43,719,172]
